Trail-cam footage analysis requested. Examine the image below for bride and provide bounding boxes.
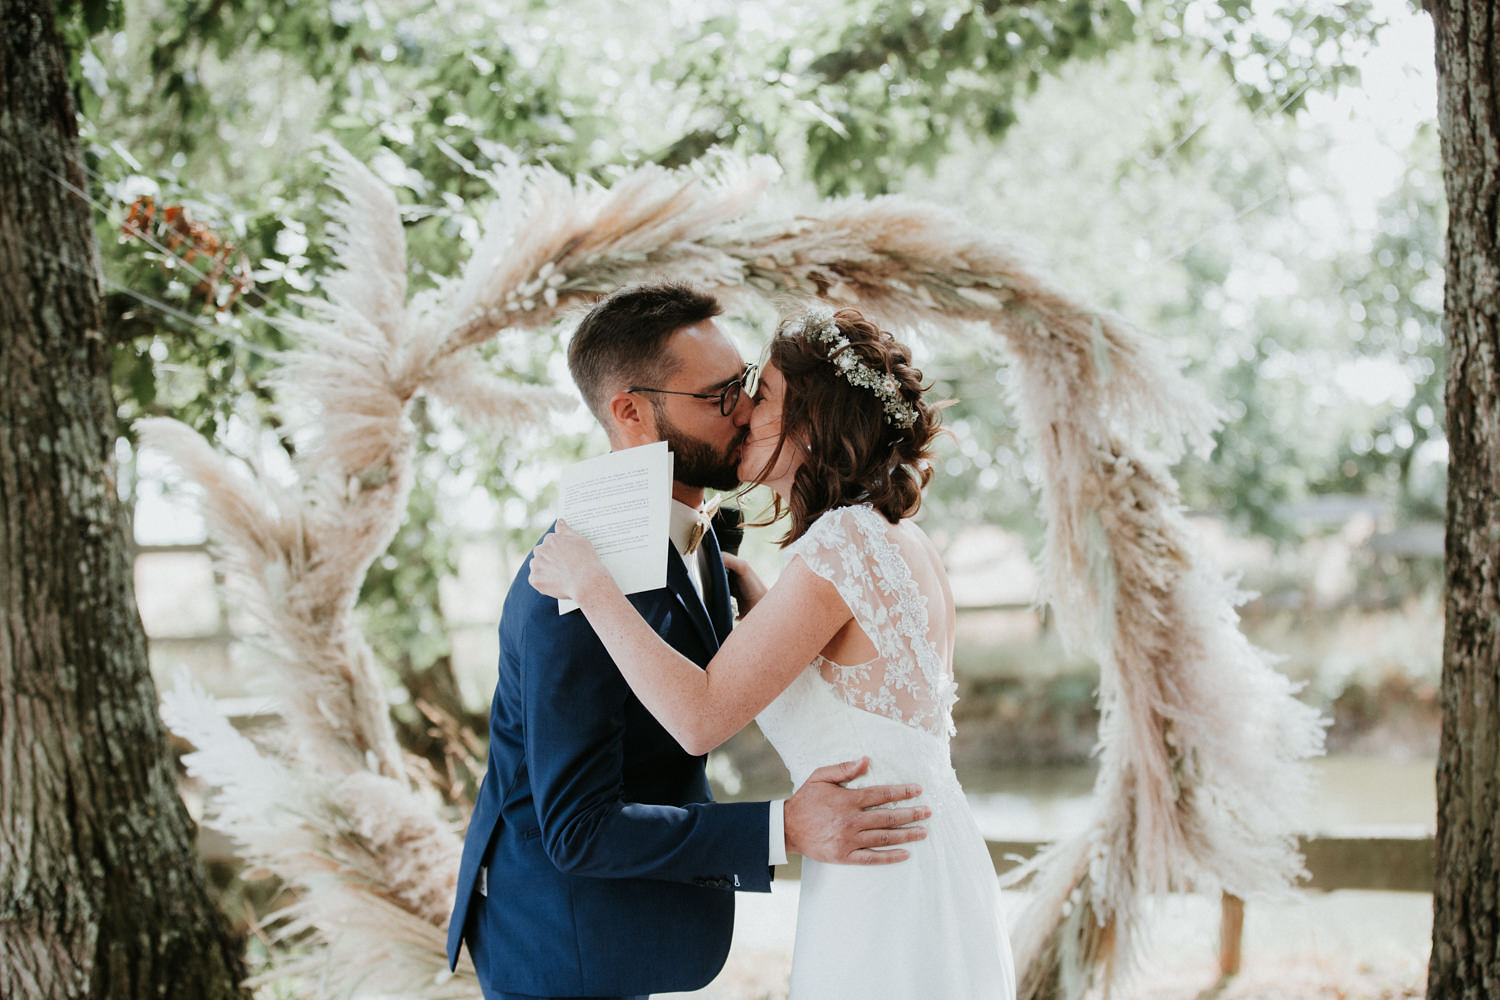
[531,306,1017,999]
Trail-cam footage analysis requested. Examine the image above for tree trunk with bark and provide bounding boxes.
[1427,1,1500,998]
[0,2,250,996]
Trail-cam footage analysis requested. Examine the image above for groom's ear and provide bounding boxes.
[607,390,655,445]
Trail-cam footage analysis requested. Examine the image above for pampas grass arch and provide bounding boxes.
[147,149,1322,999]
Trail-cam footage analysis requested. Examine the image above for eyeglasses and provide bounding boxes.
[628,363,759,417]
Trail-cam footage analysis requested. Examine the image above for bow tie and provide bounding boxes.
[684,497,721,556]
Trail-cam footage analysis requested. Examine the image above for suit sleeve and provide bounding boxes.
[516,576,772,892]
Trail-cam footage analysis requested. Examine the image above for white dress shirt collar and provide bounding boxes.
[669,499,708,598]
[669,499,703,557]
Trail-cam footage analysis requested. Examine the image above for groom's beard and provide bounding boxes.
[658,416,746,492]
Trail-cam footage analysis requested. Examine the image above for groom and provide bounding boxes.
[448,282,930,1000]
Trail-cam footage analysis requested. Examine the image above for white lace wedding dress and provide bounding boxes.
[756,504,1017,999]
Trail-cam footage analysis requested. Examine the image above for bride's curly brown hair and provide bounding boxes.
[749,307,943,545]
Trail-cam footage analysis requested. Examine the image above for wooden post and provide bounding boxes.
[1218,892,1245,977]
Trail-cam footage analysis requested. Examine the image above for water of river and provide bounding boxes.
[962,753,1437,840]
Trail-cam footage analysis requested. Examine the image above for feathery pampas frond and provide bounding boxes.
[164,683,466,995]
[321,144,408,346]
[434,155,782,356]
[151,146,1320,999]
[144,147,579,997]
[423,355,575,431]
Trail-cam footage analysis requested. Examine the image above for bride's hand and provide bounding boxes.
[721,552,768,615]
[529,520,609,601]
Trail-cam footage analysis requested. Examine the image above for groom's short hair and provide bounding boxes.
[568,282,723,424]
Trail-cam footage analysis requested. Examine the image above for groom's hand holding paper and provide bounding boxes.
[554,440,672,614]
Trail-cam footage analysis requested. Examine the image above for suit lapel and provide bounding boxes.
[699,528,734,642]
[665,543,719,654]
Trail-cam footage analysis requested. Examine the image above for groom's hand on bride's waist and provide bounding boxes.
[782,756,929,866]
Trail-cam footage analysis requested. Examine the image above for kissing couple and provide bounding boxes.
[449,282,1016,999]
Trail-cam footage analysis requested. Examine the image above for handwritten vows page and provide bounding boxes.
[555,440,672,614]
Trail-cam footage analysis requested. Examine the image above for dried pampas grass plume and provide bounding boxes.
[150,146,1320,999]
[144,146,570,996]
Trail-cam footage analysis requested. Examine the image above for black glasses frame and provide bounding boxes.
[628,363,759,417]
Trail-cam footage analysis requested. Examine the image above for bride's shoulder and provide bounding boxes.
[795,503,881,548]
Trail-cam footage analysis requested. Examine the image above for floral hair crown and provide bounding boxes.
[789,307,919,428]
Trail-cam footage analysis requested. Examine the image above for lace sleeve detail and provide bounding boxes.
[787,506,956,737]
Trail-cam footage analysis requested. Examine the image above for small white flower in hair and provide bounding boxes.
[792,306,919,428]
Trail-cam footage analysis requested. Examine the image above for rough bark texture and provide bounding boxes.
[1427,1,1500,998]
[0,2,250,997]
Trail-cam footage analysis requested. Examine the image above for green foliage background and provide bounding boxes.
[63,0,1440,714]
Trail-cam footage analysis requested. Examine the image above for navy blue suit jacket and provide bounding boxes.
[447,524,772,997]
